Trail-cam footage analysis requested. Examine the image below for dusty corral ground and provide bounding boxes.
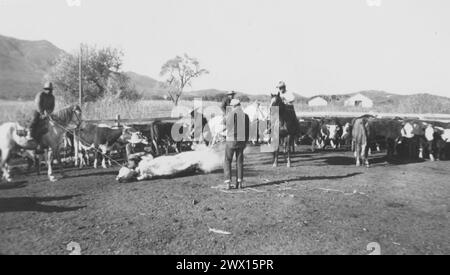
[0,146,449,255]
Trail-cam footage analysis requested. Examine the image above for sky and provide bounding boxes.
[0,0,449,97]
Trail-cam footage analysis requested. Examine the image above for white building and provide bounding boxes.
[344,93,374,108]
[308,96,329,107]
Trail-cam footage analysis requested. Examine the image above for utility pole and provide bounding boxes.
[79,43,83,108]
[75,43,83,167]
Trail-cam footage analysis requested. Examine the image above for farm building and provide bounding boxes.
[308,96,329,107]
[344,93,374,108]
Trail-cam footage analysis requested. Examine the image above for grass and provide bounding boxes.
[0,99,221,124]
[1,98,449,125]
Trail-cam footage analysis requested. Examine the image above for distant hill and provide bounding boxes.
[305,90,450,113]
[125,71,167,99]
[0,34,65,100]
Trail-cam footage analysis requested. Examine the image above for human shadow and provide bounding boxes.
[0,194,85,213]
[312,155,426,166]
[251,172,363,188]
[0,181,28,190]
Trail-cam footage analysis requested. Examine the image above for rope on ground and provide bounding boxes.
[211,184,267,194]
[313,187,369,197]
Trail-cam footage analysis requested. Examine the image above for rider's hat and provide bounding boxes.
[44,82,53,91]
[276,81,286,89]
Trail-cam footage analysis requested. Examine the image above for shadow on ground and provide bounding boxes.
[0,195,85,213]
[251,172,363,188]
[0,181,28,190]
[312,156,427,166]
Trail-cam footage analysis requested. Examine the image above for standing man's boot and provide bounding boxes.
[224,180,233,190]
[237,180,244,189]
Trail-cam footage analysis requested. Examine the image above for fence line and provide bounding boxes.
[83,112,450,126]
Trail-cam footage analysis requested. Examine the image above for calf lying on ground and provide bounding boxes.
[116,144,223,182]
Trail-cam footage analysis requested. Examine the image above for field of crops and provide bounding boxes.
[0,99,221,124]
[2,99,450,125]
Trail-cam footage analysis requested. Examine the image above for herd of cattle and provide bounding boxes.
[59,111,450,172]
[296,115,450,166]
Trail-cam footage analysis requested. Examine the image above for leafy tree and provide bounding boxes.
[160,54,209,106]
[48,45,140,102]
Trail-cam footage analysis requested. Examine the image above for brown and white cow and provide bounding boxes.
[74,123,130,169]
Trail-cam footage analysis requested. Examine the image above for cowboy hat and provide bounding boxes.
[128,132,148,144]
[227,91,237,96]
[44,82,53,91]
[276,81,286,89]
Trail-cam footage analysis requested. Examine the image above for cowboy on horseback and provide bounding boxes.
[277,81,295,107]
[28,81,56,153]
[275,81,300,133]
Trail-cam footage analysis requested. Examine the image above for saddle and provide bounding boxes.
[30,114,50,140]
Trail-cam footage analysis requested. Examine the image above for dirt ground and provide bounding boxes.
[0,145,449,255]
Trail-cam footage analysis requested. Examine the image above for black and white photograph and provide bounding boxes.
[0,0,449,258]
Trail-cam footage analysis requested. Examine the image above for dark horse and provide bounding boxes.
[270,93,299,167]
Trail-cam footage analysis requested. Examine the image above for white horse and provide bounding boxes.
[0,123,38,182]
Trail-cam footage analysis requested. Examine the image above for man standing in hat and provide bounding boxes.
[223,98,250,190]
[221,91,236,114]
[29,82,56,151]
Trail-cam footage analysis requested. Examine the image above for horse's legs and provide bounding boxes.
[55,148,66,178]
[362,143,370,168]
[74,134,79,167]
[84,149,90,167]
[93,146,99,169]
[272,146,279,167]
[311,138,316,152]
[35,151,41,176]
[100,146,108,169]
[47,148,57,182]
[355,143,361,167]
[286,137,292,168]
[1,148,12,182]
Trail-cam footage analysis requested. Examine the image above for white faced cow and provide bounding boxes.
[74,123,131,169]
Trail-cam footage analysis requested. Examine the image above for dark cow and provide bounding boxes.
[399,120,428,159]
[151,120,180,155]
[423,124,450,161]
[399,120,450,161]
[341,115,375,143]
[298,118,323,152]
[366,118,403,156]
[128,120,194,156]
[75,124,129,168]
